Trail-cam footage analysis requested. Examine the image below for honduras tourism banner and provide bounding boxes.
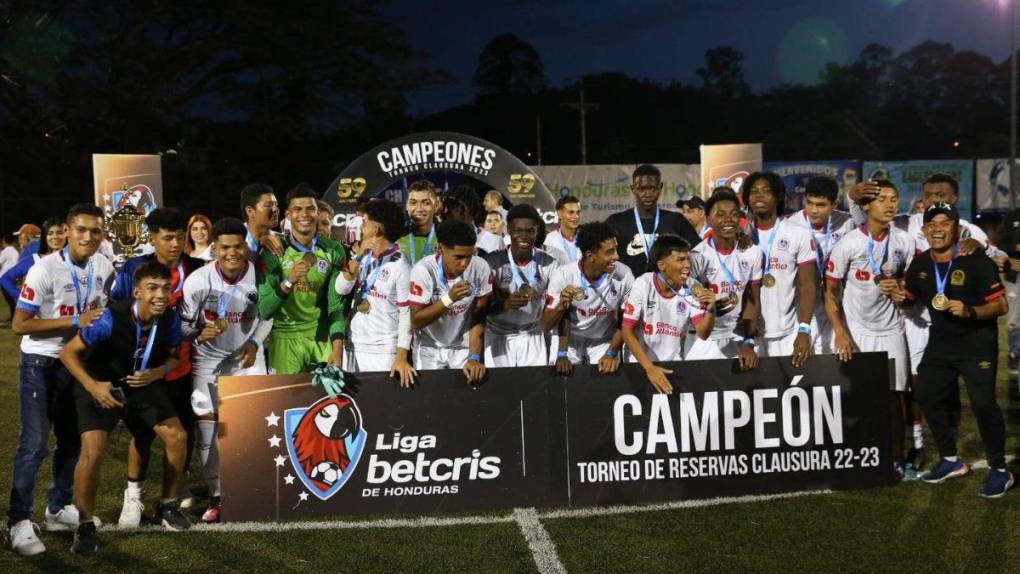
[528,164,701,224]
[764,160,861,212]
[700,143,763,205]
[218,354,893,522]
[322,131,556,230]
[862,160,974,220]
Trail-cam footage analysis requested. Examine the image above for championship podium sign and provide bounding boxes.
[219,354,894,522]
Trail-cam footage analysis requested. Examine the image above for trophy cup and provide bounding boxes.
[105,204,148,250]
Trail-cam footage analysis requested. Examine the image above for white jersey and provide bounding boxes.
[622,272,705,361]
[408,254,493,349]
[0,246,18,277]
[545,262,634,341]
[825,225,915,336]
[485,249,559,335]
[786,210,856,262]
[476,228,504,254]
[345,251,412,352]
[16,250,115,357]
[689,239,763,340]
[543,228,581,266]
[179,261,262,360]
[753,219,816,338]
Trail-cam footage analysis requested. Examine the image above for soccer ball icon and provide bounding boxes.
[310,461,341,486]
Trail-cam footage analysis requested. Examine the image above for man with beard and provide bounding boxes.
[258,185,348,374]
[543,221,633,374]
[543,195,583,266]
[606,164,701,275]
[397,180,440,266]
[484,205,558,367]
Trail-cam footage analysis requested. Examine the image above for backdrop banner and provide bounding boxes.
[976,159,1013,213]
[529,164,700,224]
[862,160,974,220]
[219,354,893,522]
[92,154,162,265]
[700,144,763,204]
[322,131,557,228]
[764,160,861,211]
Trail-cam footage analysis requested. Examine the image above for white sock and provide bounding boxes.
[160,498,177,505]
[945,456,958,462]
[127,480,142,494]
[197,420,221,497]
[912,422,923,449]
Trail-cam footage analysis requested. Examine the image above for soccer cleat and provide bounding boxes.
[201,498,222,524]
[979,469,1015,499]
[70,521,98,556]
[921,458,969,484]
[8,520,45,556]
[117,488,145,528]
[45,505,101,532]
[155,500,191,531]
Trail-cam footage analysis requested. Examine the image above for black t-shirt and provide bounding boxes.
[606,208,701,275]
[904,250,1004,355]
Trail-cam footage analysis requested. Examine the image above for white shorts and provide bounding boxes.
[345,347,396,374]
[552,338,612,365]
[851,329,910,392]
[484,329,547,368]
[904,316,929,376]
[412,343,469,370]
[760,330,799,357]
[191,352,267,417]
[681,336,735,360]
[810,312,835,355]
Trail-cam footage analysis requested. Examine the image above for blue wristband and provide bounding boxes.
[797,324,812,336]
[557,351,569,358]
[248,338,259,349]
[604,350,618,358]
[741,337,755,346]
[467,353,482,363]
[71,315,79,329]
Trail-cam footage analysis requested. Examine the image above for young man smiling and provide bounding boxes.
[397,179,440,266]
[543,195,583,266]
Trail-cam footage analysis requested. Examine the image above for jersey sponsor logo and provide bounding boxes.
[918,271,928,279]
[285,394,366,501]
[854,269,871,282]
[643,323,653,335]
[950,270,965,286]
[979,360,992,369]
[625,302,635,315]
[409,281,423,297]
[826,260,835,273]
[19,284,35,301]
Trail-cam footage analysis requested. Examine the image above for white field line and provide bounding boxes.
[538,489,831,519]
[969,454,1017,470]
[513,508,567,574]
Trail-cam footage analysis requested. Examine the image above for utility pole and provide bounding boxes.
[535,114,543,166]
[1011,0,1017,210]
[564,85,598,165]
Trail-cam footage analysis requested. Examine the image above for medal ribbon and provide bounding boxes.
[132,301,158,373]
[245,228,260,254]
[288,234,317,254]
[709,237,738,294]
[632,207,660,256]
[558,229,579,262]
[408,226,435,266]
[578,261,607,298]
[807,213,831,278]
[173,260,184,294]
[62,247,94,315]
[655,272,690,299]
[507,249,537,291]
[359,244,399,300]
[436,254,471,295]
[755,219,782,277]
[216,263,242,322]
[865,227,891,277]
[931,245,959,298]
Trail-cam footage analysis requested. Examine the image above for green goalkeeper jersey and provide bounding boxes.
[257,234,348,341]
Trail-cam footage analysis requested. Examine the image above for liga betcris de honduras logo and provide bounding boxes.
[284,394,367,500]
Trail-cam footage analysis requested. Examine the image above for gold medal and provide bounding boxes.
[571,288,585,302]
[301,252,317,265]
[214,318,229,332]
[357,300,371,314]
[518,284,534,301]
[727,292,739,306]
[762,274,776,288]
[932,293,949,310]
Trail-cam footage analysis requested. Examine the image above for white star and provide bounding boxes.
[284,474,295,485]
[274,454,286,467]
[298,492,309,502]
[265,412,280,427]
[268,435,282,448]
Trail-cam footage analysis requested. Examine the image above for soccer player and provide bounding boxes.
[483,205,558,367]
[397,179,440,266]
[824,180,915,477]
[7,203,114,556]
[785,176,855,354]
[484,211,505,238]
[606,164,701,275]
[899,203,1012,497]
[60,261,191,554]
[241,183,285,261]
[441,185,504,254]
[109,207,205,520]
[543,195,583,266]
[678,196,710,239]
[317,200,335,239]
[408,220,492,383]
[686,190,761,369]
[179,217,271,523]
[542,221,633,374]
[258,185,348,374]
[741,172,816,365]
[622,234,717,393]
[335,200,416,385]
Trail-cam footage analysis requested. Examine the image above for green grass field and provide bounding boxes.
[0,305,1017,573]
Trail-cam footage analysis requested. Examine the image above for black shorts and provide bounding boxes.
[74,380,179,435]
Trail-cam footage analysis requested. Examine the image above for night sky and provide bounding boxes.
[386,0,1015,115]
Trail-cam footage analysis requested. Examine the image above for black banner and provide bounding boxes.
[219,354,893,522]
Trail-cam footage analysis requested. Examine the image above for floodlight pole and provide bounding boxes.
[1011,0,1017,210]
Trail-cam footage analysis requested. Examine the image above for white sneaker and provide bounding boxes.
[117,488,144,528]
[178,478,195,510]
[9,520,45,556]
[44,505,101,532]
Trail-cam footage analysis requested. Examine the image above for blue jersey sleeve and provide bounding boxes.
[78,308,114,347]
[1,257,33,300]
